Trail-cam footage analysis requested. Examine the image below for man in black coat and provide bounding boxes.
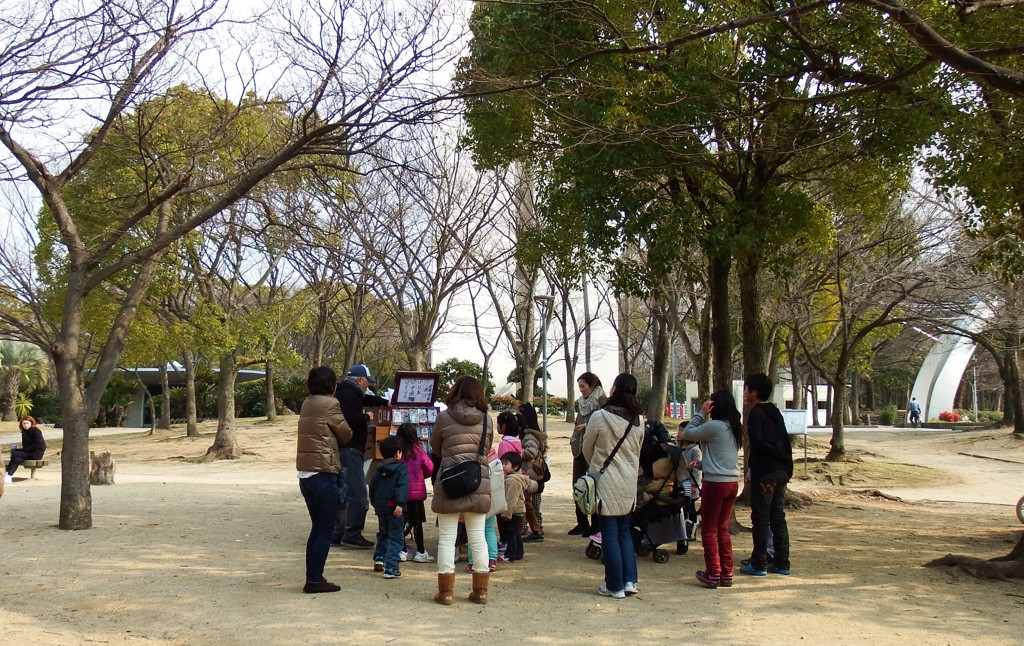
[332,363,389,548]
[740,373,793,577]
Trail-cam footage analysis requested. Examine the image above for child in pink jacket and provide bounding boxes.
[397,423,435,563]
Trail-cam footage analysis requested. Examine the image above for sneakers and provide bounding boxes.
[567,525,589,536]
[495,554,513,564]
[373,560,385,572]
[412,551,435,563]
[695,570,720,589]
[739,563,768,576]
[3,473,11,484]
[488,559,497,572]
[340,536,374,549]
[624,582,639,596]
[598,585,626,599]
[465,563,475,573]
[383,567,401,579]
[303,579,341,593]
[398,551,409,562]
[524,532,545,543]
[767,564,791,575]
[720,576,734,588]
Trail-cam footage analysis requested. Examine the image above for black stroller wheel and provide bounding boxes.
[586,542,602,560]
[675,540,688,555]
[653,549,670,563]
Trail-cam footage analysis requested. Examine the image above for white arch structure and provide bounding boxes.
[910,305,990,422]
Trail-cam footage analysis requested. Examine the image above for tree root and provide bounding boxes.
[924,532,1024,580]
[923,554,1024,580]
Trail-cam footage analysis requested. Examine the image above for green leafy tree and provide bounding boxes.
[0,1,461,529]
[434,358,495,398]
[0,341,49,422]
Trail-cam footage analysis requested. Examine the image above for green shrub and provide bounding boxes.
[978,410,1004,423]
[880,404,898,425]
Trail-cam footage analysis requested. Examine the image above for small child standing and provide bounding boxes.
[395,423,435,563]
[369,436,409,579]
[497,452,537,562]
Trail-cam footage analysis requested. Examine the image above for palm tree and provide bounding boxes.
[0,341,49,421]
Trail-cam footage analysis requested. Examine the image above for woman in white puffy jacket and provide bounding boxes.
[582,373,643,600]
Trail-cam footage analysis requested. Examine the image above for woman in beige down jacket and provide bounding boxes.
[582,372,643,600]
[295,366,352,594]
[430,375,494,605]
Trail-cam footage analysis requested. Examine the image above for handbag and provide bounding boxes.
[487,458,507,516]
[572,417,636,515]
[439,417,488,498]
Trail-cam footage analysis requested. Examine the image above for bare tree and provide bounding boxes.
[0,0,463,529]
[785,192,945,460]
[342,127,513,369]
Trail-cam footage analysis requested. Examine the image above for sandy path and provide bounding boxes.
[1,421,1022,645]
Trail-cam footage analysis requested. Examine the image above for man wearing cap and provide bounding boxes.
[333,363,390,548]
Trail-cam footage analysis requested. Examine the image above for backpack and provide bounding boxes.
[572,472,600,515]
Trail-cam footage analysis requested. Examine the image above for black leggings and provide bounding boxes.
[6,449,34,476]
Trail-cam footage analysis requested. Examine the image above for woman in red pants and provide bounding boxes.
[679,391,743,588]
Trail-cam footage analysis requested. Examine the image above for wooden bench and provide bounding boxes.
[22,459,48,479]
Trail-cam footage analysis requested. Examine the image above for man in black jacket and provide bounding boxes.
[332,364,390,548]
[739,373,793,577]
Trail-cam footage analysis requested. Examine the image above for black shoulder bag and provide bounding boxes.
[440,416,488,498]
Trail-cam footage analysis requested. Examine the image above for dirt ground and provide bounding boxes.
[2,418,1023,645]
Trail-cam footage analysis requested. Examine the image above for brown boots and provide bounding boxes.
[434,572,489,605]
[434,573,455,606]
[469,572,489,604]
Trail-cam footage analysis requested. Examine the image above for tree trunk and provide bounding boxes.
[53,353,93,530]
[709,253,732,391]
[205,352,240,459]
[583,273,592,372]
[265,360,276,422]
[1005,339,1024,435]
[647,310,673,421]
[407,342,429,371]
[809,366,819,426]
[738,255,767,376]
[826,376,847,461]
[146,388,157,434]
[789,337,804,409]
[850,372,861,424]
[159,364,171,430]
[1,370,19,421]
[183,350,199,438]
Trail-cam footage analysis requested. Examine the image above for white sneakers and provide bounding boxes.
[598,585,626,599]
[412,551,435,563]
[624,582,639,595]
[3,473,11,484]
[398,551,409,562]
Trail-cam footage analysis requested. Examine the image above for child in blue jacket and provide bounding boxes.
[370,436,409,579]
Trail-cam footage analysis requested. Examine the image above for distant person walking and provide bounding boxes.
[908,397,922,428]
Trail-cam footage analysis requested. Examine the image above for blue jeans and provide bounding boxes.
[299,472,340,582]
[374,512,405,568]
[340,448,368,540]
[598,514,637,593]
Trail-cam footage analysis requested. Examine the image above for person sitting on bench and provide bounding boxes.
[5,416,46,483]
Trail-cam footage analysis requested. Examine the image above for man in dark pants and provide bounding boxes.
[332,363,389,548]
[739,373,793,577]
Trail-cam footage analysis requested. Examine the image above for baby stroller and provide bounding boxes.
[585,421,698,563]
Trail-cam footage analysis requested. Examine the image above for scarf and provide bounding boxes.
[576,385,606,419]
